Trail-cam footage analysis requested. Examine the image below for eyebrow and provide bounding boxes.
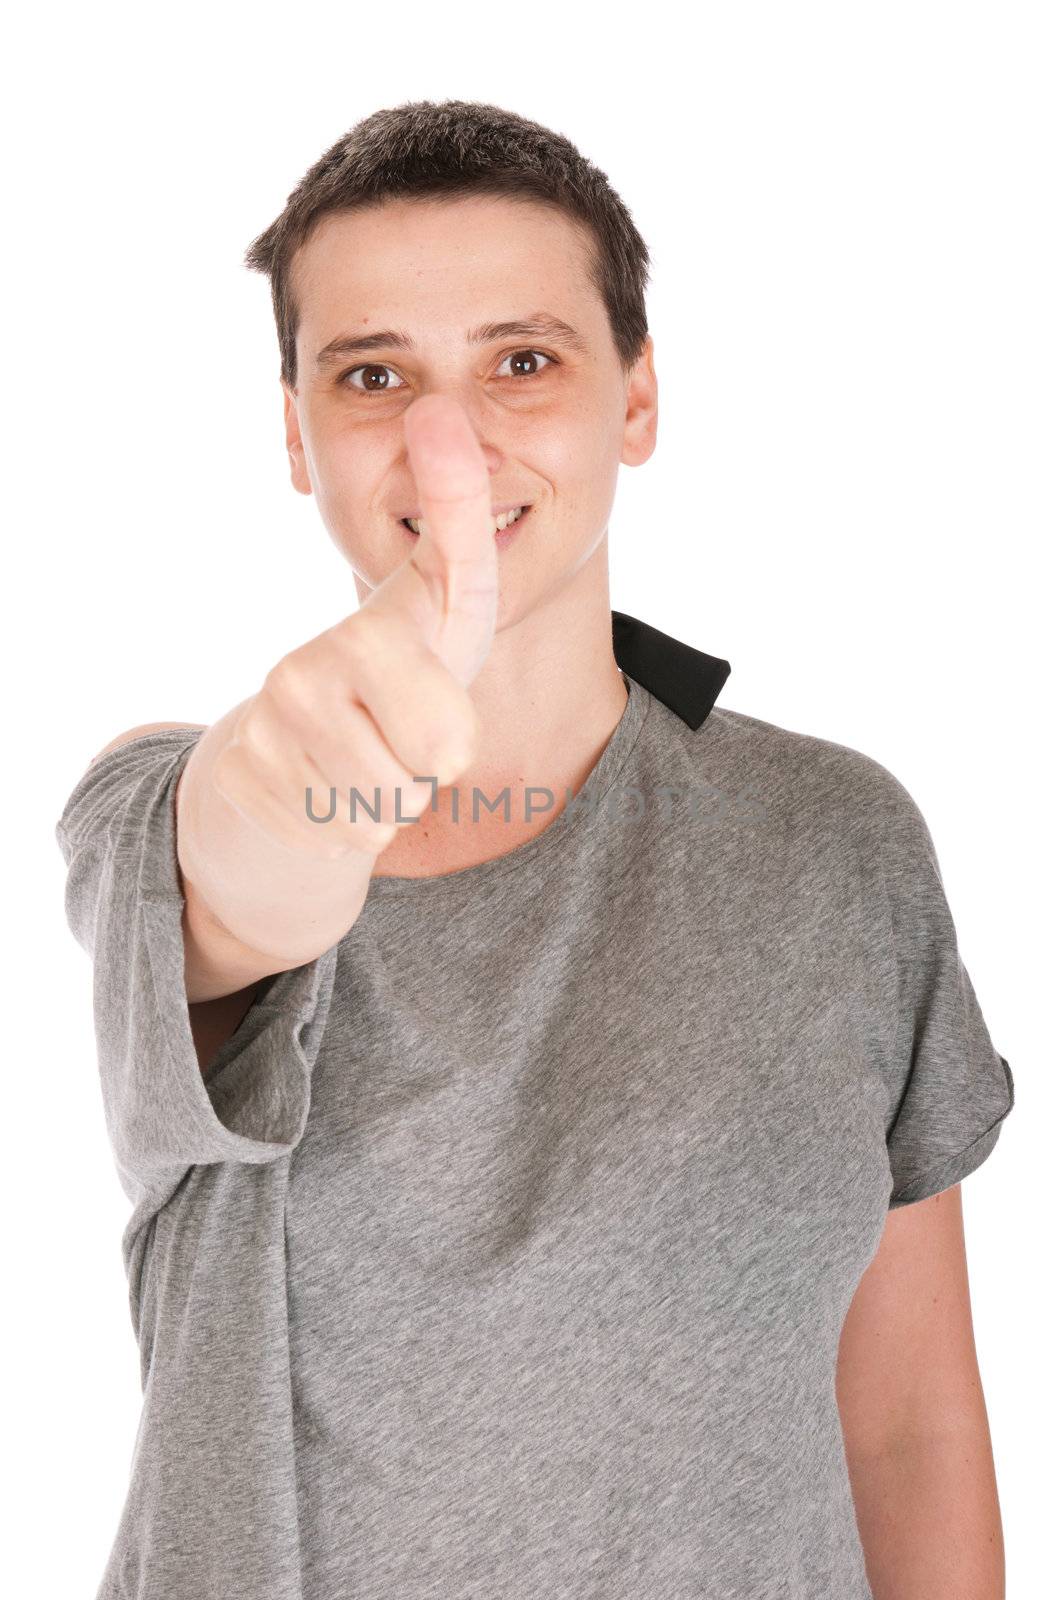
[314,312,590,368]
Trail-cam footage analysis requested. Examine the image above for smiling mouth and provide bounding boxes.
[400,504,532,536]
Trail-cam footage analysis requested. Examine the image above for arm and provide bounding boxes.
[88,720,349,1069]
[84,395,500,1066]
[169,396,501,1003]
[836,1184,1006,1598]
[172,698,379,1000]
[89,722,267,1072]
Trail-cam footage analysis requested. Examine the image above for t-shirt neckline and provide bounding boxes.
[364,673,651,902]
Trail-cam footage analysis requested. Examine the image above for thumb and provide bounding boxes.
[367,394,500,688]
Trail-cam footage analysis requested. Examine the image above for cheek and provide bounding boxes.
[559,429,621,517]
[310,431,378,521]
[527,413,608,500]
[306,449,396,579]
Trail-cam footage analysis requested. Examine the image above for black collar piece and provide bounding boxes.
[611,609,731,731]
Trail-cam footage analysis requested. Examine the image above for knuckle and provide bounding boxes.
[341,609,403,668]
[236,698,278,765]
[262,651,313,712]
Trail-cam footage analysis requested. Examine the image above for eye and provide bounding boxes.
[339,348,557,395]
[340,363,407,395]
[494,348,557,380]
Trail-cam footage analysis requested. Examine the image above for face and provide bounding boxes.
[282,194,657,626]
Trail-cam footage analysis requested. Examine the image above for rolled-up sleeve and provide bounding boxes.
[55,730,339,1211]
[870,772,1015,1209]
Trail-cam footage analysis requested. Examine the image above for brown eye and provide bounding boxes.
[496,349,556,379]
[339,350,556,396]
[342,363,406,393]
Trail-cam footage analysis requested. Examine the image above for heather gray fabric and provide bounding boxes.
[56,673,1015,1599]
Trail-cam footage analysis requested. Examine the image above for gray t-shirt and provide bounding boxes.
[55,611,1014,1600]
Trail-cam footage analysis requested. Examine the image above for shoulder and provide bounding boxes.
[90,722,208,767]
[58,723,209,859]
[700,703,910,797]
[693,704,928,856]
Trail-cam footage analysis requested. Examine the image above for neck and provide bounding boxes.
[372,539,630,875]
[460,539,627,799]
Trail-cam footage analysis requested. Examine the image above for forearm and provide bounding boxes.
[846,1426,1005,1599]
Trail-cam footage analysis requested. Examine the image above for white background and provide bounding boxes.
[6,1,1059,1592]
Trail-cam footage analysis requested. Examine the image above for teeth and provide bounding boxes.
[406,506,527,535]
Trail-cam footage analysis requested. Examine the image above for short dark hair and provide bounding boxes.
[243,99,652,390]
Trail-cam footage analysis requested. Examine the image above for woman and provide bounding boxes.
[56,98,1015,1598]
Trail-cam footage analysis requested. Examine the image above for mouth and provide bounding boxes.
[399,504,532,540]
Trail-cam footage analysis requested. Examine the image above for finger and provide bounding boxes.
[369,393,499,687]
[217,690,427,859]
[323,610,479,788]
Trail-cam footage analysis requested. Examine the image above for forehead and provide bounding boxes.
[290,195,602,344]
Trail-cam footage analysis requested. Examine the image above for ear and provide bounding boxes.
[619,334,658,469]
[282,379,312,496]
